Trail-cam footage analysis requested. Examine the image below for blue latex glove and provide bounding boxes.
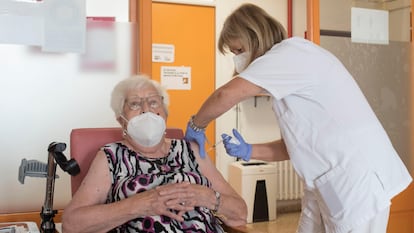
[184,121,207,158]
[221,128,252,161]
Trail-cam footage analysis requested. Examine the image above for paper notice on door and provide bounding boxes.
[161,66,191,90]
[153,44,175,63]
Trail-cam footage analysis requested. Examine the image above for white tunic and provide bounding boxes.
[238,37,412,233]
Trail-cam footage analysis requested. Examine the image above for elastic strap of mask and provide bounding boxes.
[120,115,128,136]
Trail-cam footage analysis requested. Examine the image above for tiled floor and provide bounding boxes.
[226,211,301,233]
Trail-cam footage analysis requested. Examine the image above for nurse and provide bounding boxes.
[185,3,412,233]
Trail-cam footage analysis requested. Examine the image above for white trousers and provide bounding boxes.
[297,189,390,233]
[348,206,390,233]
[297,206,390,233]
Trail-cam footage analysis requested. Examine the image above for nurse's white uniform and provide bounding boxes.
[238,37,412,233]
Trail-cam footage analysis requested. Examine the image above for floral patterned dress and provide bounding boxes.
[103,139,224,233]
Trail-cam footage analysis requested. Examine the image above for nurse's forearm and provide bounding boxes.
[193,86,242,128]
[251,139,289,161]
[193,77,260,128]
[193,94,227,128]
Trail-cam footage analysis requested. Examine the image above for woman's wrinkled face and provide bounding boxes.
[122,87,167,121]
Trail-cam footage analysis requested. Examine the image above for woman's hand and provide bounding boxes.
[157,182,216,211]
[135,182,195,221]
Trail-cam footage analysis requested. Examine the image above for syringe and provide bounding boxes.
[206,138,225,153]
[206,135,239,153]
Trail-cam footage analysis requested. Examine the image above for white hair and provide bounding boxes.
[110,74,169,118]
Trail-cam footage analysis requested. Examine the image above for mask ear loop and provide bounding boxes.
[120,115,128,137]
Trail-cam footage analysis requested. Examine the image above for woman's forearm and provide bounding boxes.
[62,199,139,233]
[62,189,181,233]
[216,193,248,226]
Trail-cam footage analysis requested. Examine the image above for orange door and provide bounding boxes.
[152,2,216,161]
[387,183,414,233]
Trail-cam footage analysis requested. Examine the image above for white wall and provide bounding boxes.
[0,0,129,214]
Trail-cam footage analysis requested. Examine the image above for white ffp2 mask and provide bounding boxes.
[233,52,250,74]
[123,112,166,147]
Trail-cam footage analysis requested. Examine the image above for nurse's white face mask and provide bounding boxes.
[233,52,251,74]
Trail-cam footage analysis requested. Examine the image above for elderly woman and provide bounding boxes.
[62,75,247,233]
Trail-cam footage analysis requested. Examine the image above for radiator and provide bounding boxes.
[275,160,304,200]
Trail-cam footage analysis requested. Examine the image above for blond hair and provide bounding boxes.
[218,3,287,65]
